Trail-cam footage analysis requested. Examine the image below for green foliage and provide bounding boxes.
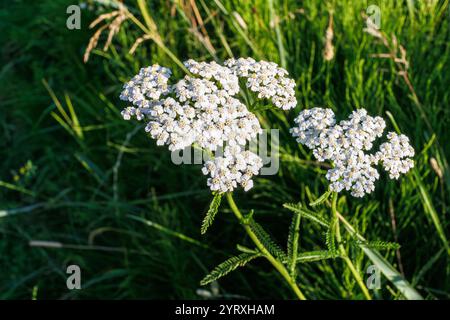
[296,251,339,263]
[201,193,223,235]
[1,0,449,299]
[248,220,288,262]
[287,211,301,270]
[287,212,301,261]
[283,203,330,227]
[350,240,401,251]
[339,217,424,300]
[236,244,258,254]
[325,221,339,258]
[309,190,332,207]
[200,253,262,286]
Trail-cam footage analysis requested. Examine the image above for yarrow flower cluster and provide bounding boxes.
[225,57,297,110]
[376,132,415,179]
[202,146,263,193]
[120,65,171,108]
[120,58,297,192]
[291,108,415,197]
[121,64,262,152]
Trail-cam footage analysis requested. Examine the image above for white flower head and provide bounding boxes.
[290,107,336,150]
[120,65,263,153]
[224,57,297,110]
[291,108,414,197]
[202,146,263,193]
[376,132,415,179]
[120,65,172,103]
[120,59,295,193]
[184,59,240,95]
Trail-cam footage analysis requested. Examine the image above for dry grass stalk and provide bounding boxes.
[362,12,416,104]
[83,1,128,63]
[232,11,248,30]
[103,13,128,51]
[89,11,120,29]
[269,8,305,28]
[129,34,153,55]
[430,157,444,180]
[269,15,280,29]
[83,24,108,63]
[363,10,449,203]
[363,11,437,136]
[323,12,335,61]
[179,0,216,55]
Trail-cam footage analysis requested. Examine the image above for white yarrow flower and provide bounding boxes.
[291,108,414,197]
[376,132,415,179]
[120,59,295,192]
[224,57,297,110]
[202,146,263,193]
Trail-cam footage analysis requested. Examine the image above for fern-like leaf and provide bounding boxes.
[287,212,301,258]
[201,193,222,234]
[351,240,401,250]
[200,253,261,285]
[309,190,332,207]
[325,219,339,258]
[283,203,329,227]
[236,244,258,254]
[248,219,288,262]
[287,211,301,275]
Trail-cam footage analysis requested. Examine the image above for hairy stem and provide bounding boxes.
[226,193,307,300]
[331,192,372,300]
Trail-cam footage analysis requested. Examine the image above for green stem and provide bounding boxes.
[226,193,306,300]
[331,192,372,300]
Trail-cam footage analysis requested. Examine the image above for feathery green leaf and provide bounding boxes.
[201,193,223,234]
[236,244,258,254]
[248,219,288,262]
[283,203,330,227]
[200,253,262,285]
[326,219,339,258]
[287,211,301,276]
[351,240,401,250]
[309,190,332,207]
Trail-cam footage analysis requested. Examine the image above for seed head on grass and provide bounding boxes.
[83,4,128,63]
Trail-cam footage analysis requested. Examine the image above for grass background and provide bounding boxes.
[0,0,449,299]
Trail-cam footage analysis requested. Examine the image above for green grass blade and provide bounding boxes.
[412,170,450,254]
[338,212,423,300]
